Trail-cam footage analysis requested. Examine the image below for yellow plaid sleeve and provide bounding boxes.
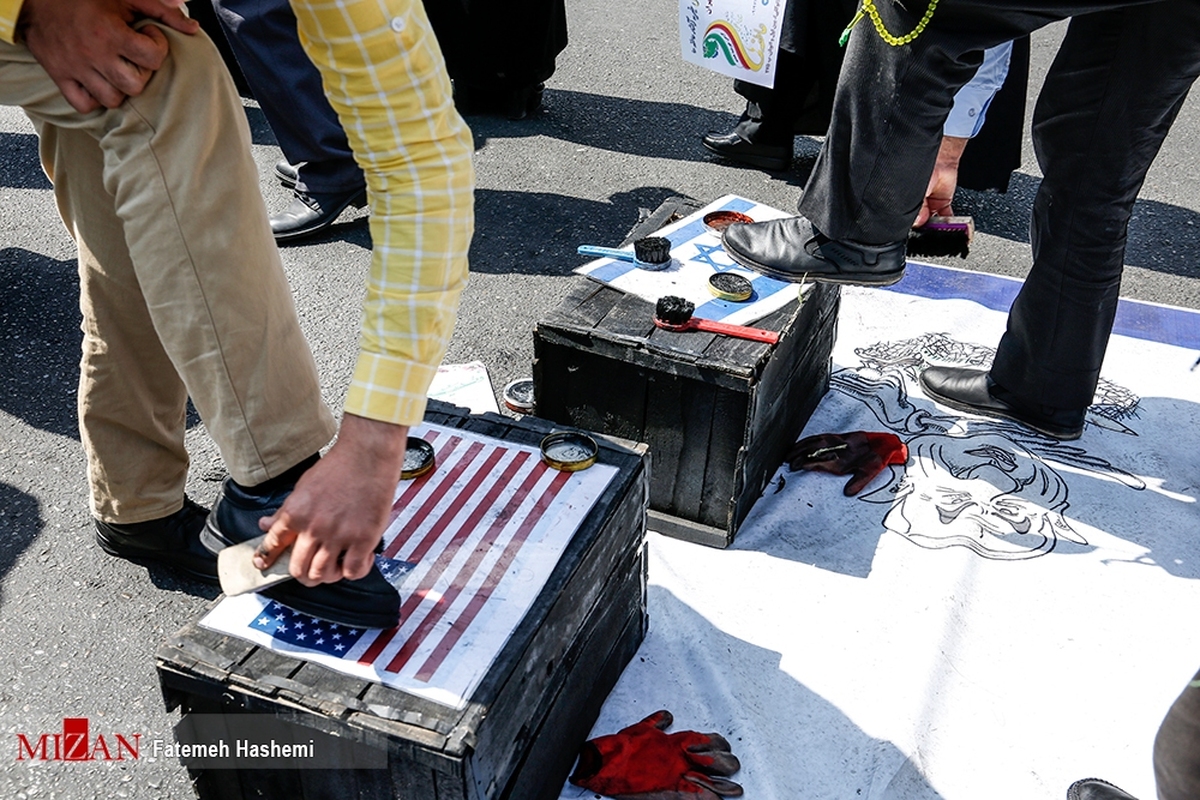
[289,0,474,426]
[0,0,23,43]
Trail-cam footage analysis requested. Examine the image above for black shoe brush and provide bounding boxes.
[907,216,974,258]
[654,296,779,344]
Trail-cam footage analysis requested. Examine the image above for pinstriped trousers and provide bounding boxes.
[800,0,1200,411]
[1,25,336,523]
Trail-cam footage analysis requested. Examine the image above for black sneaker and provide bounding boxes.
[919,365,1086,441]
[203,475,400,630]
[722,215,907,286]
[95,497,218,584]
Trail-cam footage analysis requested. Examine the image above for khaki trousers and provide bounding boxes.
[1,26,336,523]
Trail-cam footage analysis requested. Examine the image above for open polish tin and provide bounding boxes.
[540,431,598,472]
[401,437,436,480]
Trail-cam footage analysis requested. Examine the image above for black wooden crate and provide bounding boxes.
[533,201,839,547]
[156,401,649,800]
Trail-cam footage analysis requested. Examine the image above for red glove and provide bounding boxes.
[787,431,908,496]
[569,710,743,800]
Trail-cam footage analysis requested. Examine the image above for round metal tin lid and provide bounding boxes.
[503,378,536,413]
[401,437,436,480]
[540,431,598,472]
[708,271,753,302]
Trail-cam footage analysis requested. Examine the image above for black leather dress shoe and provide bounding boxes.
[95,497,218,584]
[202,475,401,630]
[701,131,792,171]
[274,159,299,190]
[270,186,368,243]
[1067,778,1140,800]
[919,365,1086,440]
[453,81,545,119]
[722,215,907,286]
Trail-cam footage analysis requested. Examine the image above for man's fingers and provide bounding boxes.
[129,0,201,35]
[305,547,343,586]
[116,23,169,76]
[252,518,299,570]
[56,79,101,113]
[340,547,376,582]
[77,69,129,109]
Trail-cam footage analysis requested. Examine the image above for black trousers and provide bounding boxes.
[801,0,1200,410]
[211,0,365,196]
[1156,666,1200,800]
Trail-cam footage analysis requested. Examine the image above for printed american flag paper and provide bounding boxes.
[200,423,618,709]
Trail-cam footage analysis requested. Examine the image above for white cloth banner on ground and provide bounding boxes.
[561,260,1200,800]
[576,194,803,326]
[202,423,617,709]
[680,0,786,88]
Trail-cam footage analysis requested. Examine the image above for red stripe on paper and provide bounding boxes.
[383,431,449,532]
[376,455,549,671]
[383,440,482,559]
[360,445,517,666]
[394,467,572,678]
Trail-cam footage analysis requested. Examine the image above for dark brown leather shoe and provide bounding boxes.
[722,215,906,286]
[95,497,218,584]
[919,365,1086,440]
[701,131,792,171]
[1067,778,1140,800]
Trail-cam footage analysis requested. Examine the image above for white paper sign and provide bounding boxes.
[680,0,786,88]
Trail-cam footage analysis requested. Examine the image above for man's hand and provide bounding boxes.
[19,0,199,113]
[914,135,969,228]
[253,414,408,587]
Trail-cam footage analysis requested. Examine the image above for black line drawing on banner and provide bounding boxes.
[831,333,1146,561]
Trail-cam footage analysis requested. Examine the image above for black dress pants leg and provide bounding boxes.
[991,1,1200,410]
[797,0,1167,244]
[797,0,1199,410]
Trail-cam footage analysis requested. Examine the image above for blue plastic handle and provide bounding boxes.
[577,245,636,262]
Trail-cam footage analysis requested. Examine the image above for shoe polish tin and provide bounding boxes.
[503,378,536,414]
[703,210,754,236]
[540,431,598,472]
[401,437,436,480]
[707,272,753,302]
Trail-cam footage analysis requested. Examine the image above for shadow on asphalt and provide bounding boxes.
[1,248,80,439]
[1,247,203,440]
[0,483,43,593]
[470,186,686,275]
[463,88,825,188]
[0,132,51,190]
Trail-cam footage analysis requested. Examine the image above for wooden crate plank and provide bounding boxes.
[643,372,685,514]
[698,386,750,529]
[667,380,716,518]
[358,683,461,737]
[233,647,305,690]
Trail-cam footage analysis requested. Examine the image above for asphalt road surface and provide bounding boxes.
[3,4,1200,798]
